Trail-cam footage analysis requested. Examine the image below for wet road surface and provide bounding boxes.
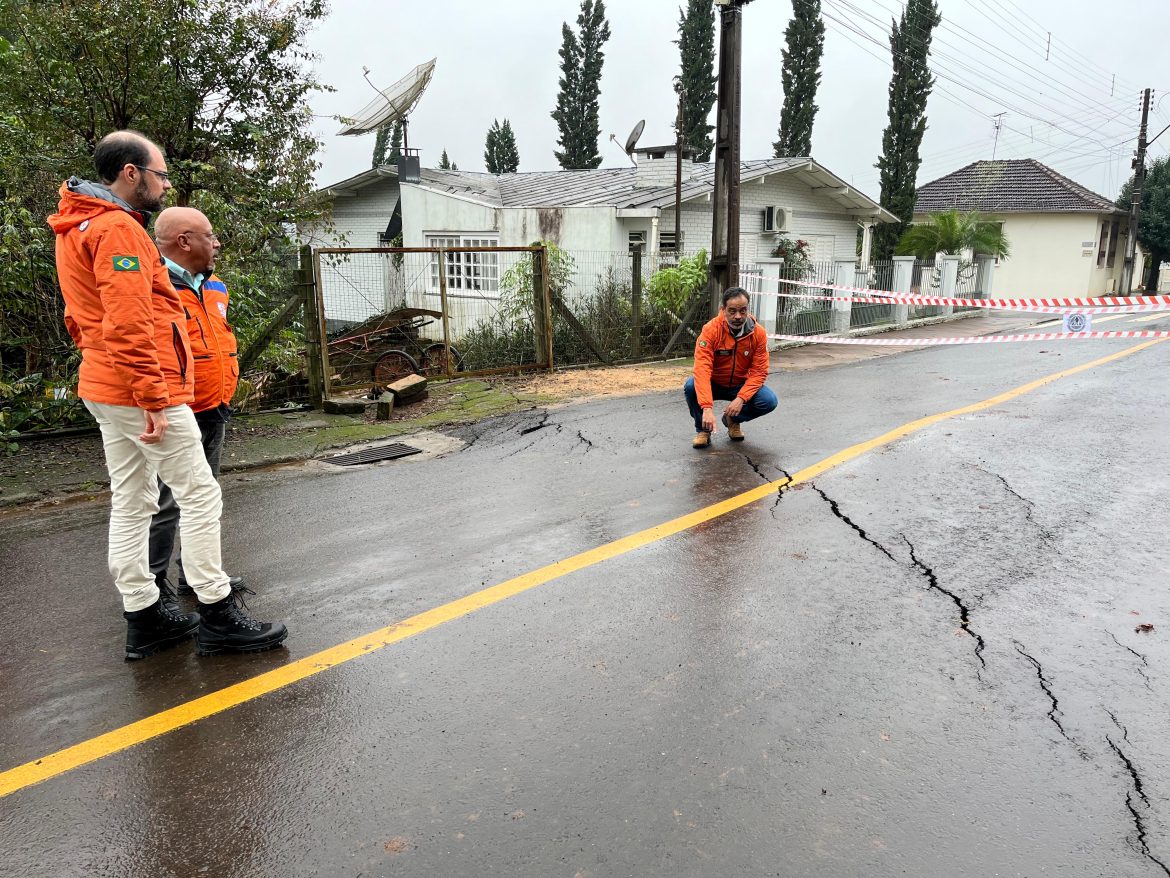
[2,317,1170,877]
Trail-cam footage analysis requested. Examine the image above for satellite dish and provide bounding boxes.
[338,58,437,136]
[623,120,646,155]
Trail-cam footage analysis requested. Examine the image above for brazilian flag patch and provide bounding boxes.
[112,256,140,272]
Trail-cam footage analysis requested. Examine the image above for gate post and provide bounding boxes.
[436,249,454,378]
[305,247,328,406]
[531,247,554,370]
[892,256,914,328]
[631,245,643,358]
[939,255,959,316]
[830,258,855,333]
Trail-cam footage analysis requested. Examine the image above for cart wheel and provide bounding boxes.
[372,349,420,388]
[421,343,464,376]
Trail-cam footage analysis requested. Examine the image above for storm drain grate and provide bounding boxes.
[323,442,422,467]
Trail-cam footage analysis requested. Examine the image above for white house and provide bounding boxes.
[307,150,895,332]
[913,159,1146,296]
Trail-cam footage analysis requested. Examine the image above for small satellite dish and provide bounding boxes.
[338,58,437,136]
[623,120,646,155]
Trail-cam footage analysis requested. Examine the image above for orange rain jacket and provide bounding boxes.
[48,179,193,411]
[171,270,239,414]
[691,314,770,409]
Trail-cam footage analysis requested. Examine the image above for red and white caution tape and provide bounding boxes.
[768,330,1170,346]
[755,290,1164,314]
[767,278,1170,311]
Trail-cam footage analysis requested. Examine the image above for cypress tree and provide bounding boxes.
[551,0,611,170]
[872,0,941,260]
[372,120,403,168]
[498,119,519,173]
[438,148,453,170]
[774,0,825,158]
[485,119,520,174]
[676,0,717,162]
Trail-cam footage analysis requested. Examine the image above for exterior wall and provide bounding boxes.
[304,176,401,248]
[658,170,866,262]
[909,210,1137,297]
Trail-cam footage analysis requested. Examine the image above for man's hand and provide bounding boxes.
[725,397,745,419]
[140,409,168,444]
[701,407,716,433]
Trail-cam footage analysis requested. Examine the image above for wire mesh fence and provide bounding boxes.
[313,246,546,394]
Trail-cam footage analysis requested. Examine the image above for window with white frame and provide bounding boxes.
[425,233,500,295]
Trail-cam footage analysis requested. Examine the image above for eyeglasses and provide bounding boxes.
[134,165,171,183]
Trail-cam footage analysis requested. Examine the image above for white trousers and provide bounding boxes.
[85,401,231,611]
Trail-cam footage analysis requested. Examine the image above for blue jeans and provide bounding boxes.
[684,377,778,432]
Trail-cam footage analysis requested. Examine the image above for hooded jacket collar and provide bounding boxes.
[47,176,152,234]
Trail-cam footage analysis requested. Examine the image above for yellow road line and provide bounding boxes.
[1091,314,1129,325]
[1132,313,1166,324]
[0,339,1164,800]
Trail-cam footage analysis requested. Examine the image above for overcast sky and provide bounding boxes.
[306,0,1169,201]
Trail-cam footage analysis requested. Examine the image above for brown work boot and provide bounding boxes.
[692,431,711,449]
[722,412,744,441]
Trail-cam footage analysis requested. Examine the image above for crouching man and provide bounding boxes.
[684,286,777,448]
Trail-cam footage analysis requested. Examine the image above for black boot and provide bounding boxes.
[155,577,184,616]
[197,587,287,656]
[124,599,200,661]
[178,573,245,597]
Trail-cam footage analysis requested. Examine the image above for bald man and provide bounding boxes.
[148,207,245,602]
[50,131,286,659]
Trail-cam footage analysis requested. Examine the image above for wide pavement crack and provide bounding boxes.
[811,486,897,563]
[741,454,791,519]
[902,534,987,670]
[1013,641,1073,744]
[1107,734,1170,875]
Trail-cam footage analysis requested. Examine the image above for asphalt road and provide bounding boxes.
[2,314,1169,877]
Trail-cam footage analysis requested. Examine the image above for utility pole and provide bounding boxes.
[1120,88,1151,294]
[709,0,752,315]
[674,81,685,255]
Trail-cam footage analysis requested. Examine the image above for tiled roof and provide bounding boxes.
[414,158,808,209]
[322,158,896,219]
[915,159,1122,214]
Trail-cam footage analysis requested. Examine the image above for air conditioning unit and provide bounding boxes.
[762,205,790,234]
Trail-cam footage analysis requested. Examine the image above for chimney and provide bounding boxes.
[632,145,698,189]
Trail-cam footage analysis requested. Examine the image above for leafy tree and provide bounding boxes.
[0,0,330,395]
[895,209,1010,259]
[372,120,403,168]
[1118,155,1170,291]
[872,0,941,260]
[551,0,611,170]
[484,118,520,174]
[675,0,716,162]
[646,249,709,316]
[774,0,825,158]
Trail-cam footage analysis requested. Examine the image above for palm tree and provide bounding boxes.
[895,209,1010,260]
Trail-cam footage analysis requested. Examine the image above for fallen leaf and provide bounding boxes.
[1136,623,1155,634]
[383,837,410,854]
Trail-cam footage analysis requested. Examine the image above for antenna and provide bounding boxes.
[624,119,646,155]
[337,58,437,136]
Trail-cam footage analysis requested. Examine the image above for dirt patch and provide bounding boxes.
[511,361,692,401]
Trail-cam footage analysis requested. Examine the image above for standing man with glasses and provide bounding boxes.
[49,130,288,659]
[148,206,246,605]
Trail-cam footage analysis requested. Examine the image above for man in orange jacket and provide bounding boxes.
[49,130,286,660]
[148,206,244,599]
[684,286,778,448]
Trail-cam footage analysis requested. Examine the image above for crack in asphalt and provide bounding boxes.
[1107,709,1130,743]
[969,464,1053,539]
[1013,642,1072,744]
[1107,630,1155,693]
[902,535,987,669]
[574,430,596,453]
[741,455,791,519]
[1107,735,1170,875]
[811,487,898,563]
[518,410,553,435]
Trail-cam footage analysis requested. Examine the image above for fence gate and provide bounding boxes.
[311,246,554,397]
